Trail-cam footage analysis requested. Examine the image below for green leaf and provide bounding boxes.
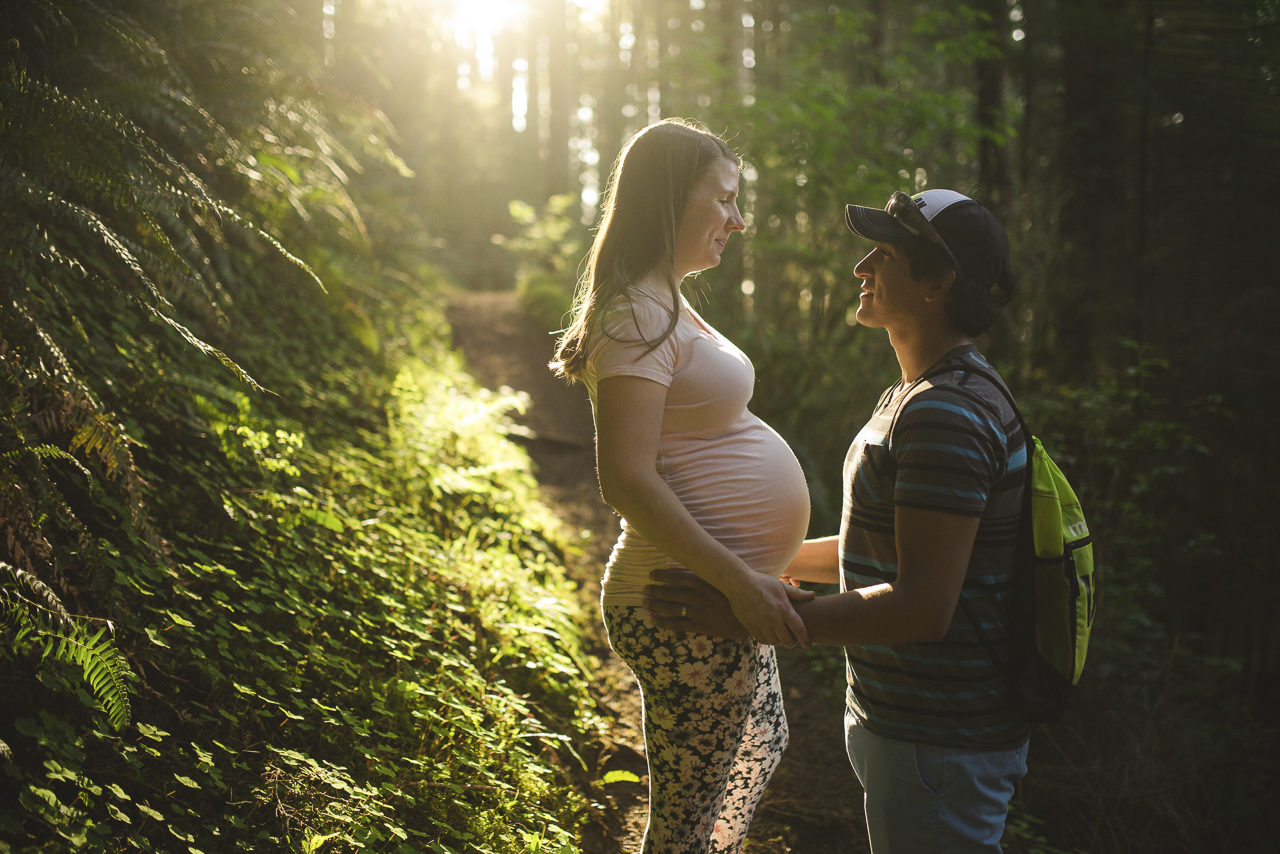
[165,610,196,628]
[300,508,345,532]
[145,627,170,648]
[601,770,641,785]
[302,833,339,854]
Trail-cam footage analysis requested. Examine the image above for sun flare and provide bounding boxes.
[443,0,611,47]
[445,0,525,43]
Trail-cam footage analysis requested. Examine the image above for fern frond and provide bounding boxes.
[48,626,131,731]
[218,205,327,295]
[0,561,72,630]
[2,444,93,481]
[2,561,131,731]
[135,297,264,391]
[65,410,164,554]
[0,473,55,574]
[0,329,161,560]
[1,165,171,310]
[6,186,264,391]
[5,295,102,409]
[69,413,135,483]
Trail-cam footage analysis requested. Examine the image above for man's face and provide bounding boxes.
[852,242,932,330]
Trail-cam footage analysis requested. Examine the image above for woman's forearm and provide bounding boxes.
[600,466,755,593]
[783,536,840,584]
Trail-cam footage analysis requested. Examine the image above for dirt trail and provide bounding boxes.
[446,291,869,854]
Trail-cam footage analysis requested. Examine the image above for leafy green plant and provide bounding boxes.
[0,563,131,743]
[1007,348,1268,852]
[0,1,607,851]
[507,194,585,332]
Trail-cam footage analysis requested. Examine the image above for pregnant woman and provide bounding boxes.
[551,118,812,853]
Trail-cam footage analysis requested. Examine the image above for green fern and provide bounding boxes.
[0,1,417,841]
[1,561,131,731]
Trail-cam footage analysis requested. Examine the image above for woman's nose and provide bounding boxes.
[728,205,746,231]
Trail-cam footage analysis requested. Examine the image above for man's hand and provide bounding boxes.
[644,569,816,646]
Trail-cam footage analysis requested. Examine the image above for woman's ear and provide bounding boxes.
[922,269,957,303]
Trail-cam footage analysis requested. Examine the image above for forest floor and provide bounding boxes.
[446,291,870,854]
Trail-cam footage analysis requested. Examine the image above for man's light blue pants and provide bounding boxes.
[845,710,1029,854]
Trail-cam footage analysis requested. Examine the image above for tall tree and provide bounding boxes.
[543,0,572,198]
[1048,0,1144,378]
[975,0,1012,222]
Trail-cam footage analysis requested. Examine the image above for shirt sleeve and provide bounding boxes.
[587,293,679,388]
[891,384,1007,517]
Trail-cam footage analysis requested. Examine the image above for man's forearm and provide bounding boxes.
[647,506,976,645]
[645,571,953,646]
[794,506,978,645]
[791,582,949,646]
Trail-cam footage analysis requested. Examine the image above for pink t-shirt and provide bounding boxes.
[582,280,811,607]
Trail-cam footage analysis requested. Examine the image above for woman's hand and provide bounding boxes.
[725,571,812,648]
[645,569,815,647]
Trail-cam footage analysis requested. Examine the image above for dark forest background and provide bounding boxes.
[2,0,1278,851]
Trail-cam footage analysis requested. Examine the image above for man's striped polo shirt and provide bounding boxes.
[839,345,1030,750]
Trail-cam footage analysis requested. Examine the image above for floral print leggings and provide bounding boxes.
[603,605,788,854]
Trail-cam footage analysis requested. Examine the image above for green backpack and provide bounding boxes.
[930,364,1097,723]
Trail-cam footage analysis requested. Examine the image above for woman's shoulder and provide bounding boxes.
[596,280,680,341]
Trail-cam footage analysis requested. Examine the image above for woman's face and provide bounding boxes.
[673,157,745,279]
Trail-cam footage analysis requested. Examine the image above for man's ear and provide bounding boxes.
[922,269,957,303]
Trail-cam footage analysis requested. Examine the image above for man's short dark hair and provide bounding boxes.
[901,238,1008,337]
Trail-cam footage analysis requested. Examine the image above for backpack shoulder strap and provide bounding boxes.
[918,359,1029,439]
[925,359,1038,707]
[884,376,925,454]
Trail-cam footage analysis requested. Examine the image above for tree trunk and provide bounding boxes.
[596,0,627,191]
[718,0,742,105]
[496,29,519,180]
[975,0,1011,223]
[1048,0,1142,379]
[544,0,572,199]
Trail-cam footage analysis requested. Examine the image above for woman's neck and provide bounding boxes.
[635,267,683,303]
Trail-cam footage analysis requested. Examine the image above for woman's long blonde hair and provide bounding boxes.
[550,118,738,381]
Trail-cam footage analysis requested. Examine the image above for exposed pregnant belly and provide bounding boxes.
[601,418,811,606]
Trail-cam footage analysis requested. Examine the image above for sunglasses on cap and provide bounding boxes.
[885,191,965,277]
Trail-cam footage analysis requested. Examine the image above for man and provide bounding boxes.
[645,189,1029,853]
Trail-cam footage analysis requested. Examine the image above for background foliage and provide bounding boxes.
[1,1,606,851]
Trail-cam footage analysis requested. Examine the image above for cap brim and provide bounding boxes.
[845,204,915,242]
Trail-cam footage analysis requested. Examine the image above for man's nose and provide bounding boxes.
[854,254,873,279]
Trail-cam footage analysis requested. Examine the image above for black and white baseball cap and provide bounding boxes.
[844,189,1015,306]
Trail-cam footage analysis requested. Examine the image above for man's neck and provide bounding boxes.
[888,322,971,385]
